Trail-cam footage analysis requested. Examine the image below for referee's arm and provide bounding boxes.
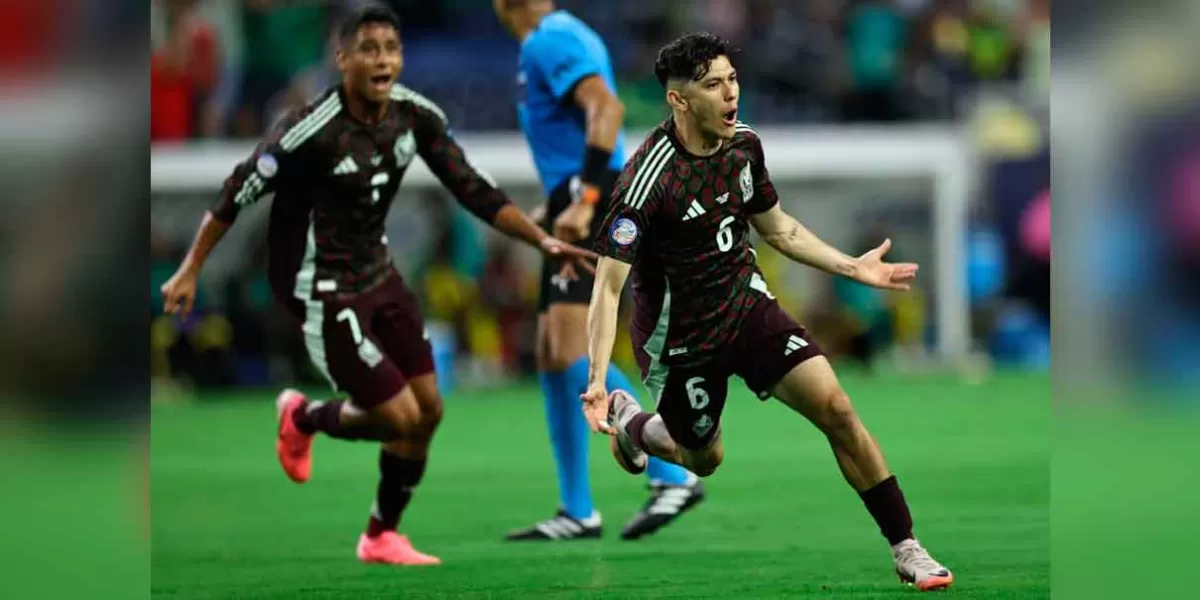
[553,76,625,241]
[572,76,624,172]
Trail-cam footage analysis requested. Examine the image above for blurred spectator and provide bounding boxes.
[479,239,528,374]
[1020,188,1050,263]
[833,222,899,370]
[233,0,331,137]
[150,0,221,141]
[1016,0,1049,103]
[841,0,911,122]
[964,1,1023,83]
[737,0,846,122]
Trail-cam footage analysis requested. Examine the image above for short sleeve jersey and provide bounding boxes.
[594,119,780,367]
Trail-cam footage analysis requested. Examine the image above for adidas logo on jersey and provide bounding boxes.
[716,192,729,204]
[784,335,809,356]
[333,156,359,175]
[681,199,706,221]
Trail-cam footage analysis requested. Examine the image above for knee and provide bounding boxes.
[689,446,724,478]
[418,398,444,435]
[535,336,577,372]
[543,346,578,373]
[817,389,859,436]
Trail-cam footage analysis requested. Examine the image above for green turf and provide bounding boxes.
[152,371,1049,598]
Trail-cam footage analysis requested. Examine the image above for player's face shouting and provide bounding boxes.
[339,23,403,104]
[688,56,739,140]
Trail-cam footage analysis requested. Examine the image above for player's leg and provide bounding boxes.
[354,374,442,566]
[351,277,447,565]
[549,307,698,488]
[613,363,729,478]
[740,300,951,591]
[541,303,597,521]
[770,358,950,590]
[274,293,423,484]
[505,305,603,540]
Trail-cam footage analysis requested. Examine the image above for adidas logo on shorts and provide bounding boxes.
[784,335,808,356]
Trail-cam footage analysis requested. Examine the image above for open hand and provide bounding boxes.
[852,238,919,291]
[539,236,597,277]
[580,382,614,435]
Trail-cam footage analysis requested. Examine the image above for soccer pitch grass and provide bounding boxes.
[152,371,1048,599]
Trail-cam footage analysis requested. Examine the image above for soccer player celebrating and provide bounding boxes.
[581,34,954,591]
[493,0,704,542]
[159,3,595,566]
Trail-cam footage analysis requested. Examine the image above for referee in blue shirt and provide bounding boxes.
[494,0,705,541]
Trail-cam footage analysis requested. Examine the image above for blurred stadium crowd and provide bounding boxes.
[150,0,1048,139]
[150,0,1050,396]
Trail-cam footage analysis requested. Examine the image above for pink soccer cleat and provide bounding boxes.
[356,532,442,566]
[275,389,314,484]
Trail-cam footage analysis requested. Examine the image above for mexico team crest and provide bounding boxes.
[739,162,754,202]
[393,130,417,167]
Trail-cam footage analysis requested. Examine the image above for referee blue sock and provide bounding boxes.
[539,369,594,520]
[578,357,693,487]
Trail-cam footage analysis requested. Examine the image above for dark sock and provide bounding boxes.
[292,400,398,441]
[626,412,654,451]
[366,451,427,537]
[858,475,914,545]
[292,400,331,434]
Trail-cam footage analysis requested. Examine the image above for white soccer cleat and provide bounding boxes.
[608,390,649,475]
[892,538,954,591]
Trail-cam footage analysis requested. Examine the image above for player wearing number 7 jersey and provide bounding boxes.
[582,33,954,591]
[159,4,595,567]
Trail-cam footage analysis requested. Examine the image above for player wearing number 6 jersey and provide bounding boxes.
[158,3,594,567]
[493,0,704,543]
[581,33,954,591]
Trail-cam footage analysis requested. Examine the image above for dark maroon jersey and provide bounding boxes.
[594,119,780,368]
[211,84,508,302]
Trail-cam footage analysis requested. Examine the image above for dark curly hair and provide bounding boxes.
[653,33,734,88]
[338,2,402,44]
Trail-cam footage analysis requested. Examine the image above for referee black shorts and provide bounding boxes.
[537,170,619,313]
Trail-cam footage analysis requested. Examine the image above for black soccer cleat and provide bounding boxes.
[504,509,603,541]
[620,477,706,540]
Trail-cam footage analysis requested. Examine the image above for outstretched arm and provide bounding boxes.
[162,107,310,316]
[413,105,596,266]
[750,204,919,291]
[582,257,632,434]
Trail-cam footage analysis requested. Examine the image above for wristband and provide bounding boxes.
[581,145,612,189]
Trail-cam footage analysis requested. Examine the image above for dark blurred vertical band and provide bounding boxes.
[0,1,149,598]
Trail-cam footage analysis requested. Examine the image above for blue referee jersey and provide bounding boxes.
[517,10,626,196]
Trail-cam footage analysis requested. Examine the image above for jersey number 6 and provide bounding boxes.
[716,216,736,252]
[685,377,710,410]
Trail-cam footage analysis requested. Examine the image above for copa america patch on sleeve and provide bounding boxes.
[610,217,638,246]
[256,154,279,179]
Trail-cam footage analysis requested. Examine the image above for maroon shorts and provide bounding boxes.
[278,272,434,408]
[631,299,823,450]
